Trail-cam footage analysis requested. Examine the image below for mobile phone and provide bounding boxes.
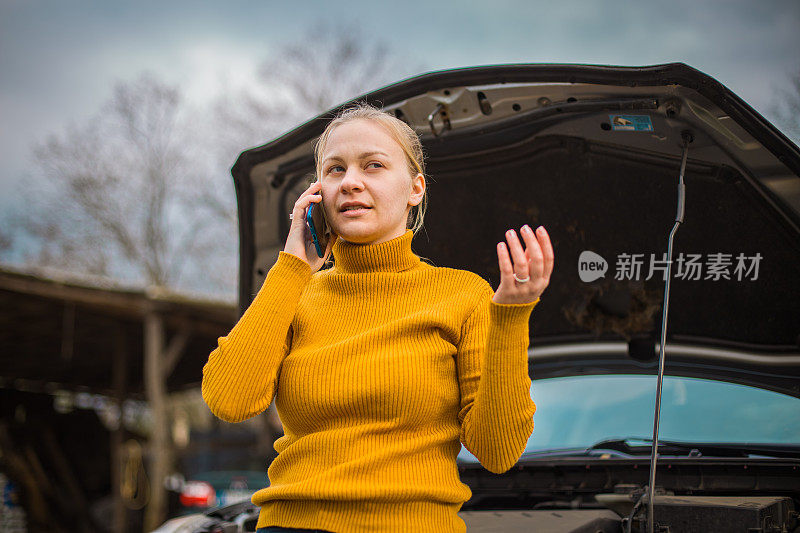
[306,200,331,258]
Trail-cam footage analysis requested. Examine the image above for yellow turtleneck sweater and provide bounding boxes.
[201,229,539,532]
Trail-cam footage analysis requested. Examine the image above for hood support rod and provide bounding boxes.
[643,130,693,533]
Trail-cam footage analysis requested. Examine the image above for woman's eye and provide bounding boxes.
[326,162,381,173]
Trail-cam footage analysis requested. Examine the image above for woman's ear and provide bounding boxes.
[408,172,425,207]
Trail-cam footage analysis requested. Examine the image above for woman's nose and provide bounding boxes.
[339,167,365,191]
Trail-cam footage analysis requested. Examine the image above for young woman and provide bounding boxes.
[202,103,554,533]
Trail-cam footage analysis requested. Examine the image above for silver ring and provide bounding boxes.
[513,273,530,283]
[289,213,294,220]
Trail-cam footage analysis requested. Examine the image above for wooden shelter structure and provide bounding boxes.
[0,265,237,532]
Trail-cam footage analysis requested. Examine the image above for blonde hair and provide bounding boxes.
[313,101,428,235]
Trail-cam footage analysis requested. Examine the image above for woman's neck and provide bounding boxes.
[331,229,421,274]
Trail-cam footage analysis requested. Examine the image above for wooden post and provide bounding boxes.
[112,327,128,533]
[143,308,170,532]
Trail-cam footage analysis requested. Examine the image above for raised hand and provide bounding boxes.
[493,225,553,305]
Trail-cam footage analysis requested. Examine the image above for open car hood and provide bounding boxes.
[231,63,800,398]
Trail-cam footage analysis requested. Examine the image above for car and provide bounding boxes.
[155,62,800,532]
[171,471,268,513]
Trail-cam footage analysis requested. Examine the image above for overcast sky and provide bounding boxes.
[2,0,799,207]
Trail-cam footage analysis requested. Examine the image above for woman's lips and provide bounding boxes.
[341,207,371,217]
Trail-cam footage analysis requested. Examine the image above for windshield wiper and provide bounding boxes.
[517,447,602,459]
[628,438,800,459]
[519,438,800,460]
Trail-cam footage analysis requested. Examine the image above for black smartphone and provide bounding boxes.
[306,199,331,258]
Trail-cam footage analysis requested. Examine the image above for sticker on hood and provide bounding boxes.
[609,114,654,131]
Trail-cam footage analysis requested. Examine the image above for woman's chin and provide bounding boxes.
[334,224,383,245]
[337,231,377,245]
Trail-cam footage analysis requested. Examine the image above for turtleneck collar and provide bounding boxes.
[331,229,421,274]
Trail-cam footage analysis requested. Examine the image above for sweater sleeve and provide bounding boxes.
[456,283,539,474]
[201,251,312,423]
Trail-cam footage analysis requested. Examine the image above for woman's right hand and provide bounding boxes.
[283,180,337,273]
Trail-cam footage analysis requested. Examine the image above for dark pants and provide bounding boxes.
[256,526,331,533]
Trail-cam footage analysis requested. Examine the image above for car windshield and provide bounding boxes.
[458,374,800,462]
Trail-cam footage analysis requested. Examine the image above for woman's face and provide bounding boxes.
[319,118,425,246]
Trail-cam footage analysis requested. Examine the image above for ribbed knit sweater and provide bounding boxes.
[201,229,539,532]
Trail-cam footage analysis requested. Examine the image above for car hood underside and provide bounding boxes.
[232,63,800,397]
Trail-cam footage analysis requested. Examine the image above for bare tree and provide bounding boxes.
[11,72,237,296]
[8,24,427,293]
[770,68,800,143]
[211,20,429,164]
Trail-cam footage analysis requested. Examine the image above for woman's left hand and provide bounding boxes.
[492,225,554,305]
